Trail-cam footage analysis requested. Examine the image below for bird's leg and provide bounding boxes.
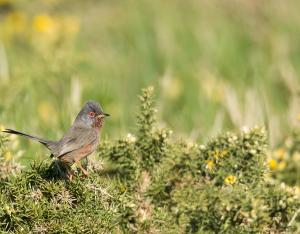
[75,160,89,177]
[68,170,75,181]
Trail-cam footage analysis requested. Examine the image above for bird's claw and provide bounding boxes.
[82,171,89,177]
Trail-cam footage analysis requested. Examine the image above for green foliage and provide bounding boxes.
[0,163,122,233]
[0,87,299,233]
[136,87,171,170]
[0,131,21,178]
[270,128,300,187]
[199,128,267,187]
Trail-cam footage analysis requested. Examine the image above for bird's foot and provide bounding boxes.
[75,161,89,178]
[67,171,75,181]
[81,169,89,177]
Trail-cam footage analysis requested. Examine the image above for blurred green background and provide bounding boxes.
[0,0,300,164]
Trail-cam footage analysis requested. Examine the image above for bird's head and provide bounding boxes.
[75,101,110,129]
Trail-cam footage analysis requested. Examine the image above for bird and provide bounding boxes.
[2,101,109,179]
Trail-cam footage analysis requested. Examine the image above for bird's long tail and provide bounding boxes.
[2,128,56,150]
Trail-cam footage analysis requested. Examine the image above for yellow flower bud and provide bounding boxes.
[4,151,12,161]
[275,148,285,160]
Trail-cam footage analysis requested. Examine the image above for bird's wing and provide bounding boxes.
[55,126,97,158]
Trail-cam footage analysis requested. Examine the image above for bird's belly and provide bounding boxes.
[60,140,98,164]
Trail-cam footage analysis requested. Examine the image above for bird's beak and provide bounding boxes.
[99,113,110,118]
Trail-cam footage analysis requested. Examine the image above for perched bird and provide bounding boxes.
[3,101,109,179]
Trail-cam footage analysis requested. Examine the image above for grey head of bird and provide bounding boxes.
[74,101,110,129]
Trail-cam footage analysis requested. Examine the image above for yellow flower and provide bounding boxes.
[205,160,214,171]
[278,161,286,171]
[268,159,277,170]
[5,11,27,33]
[32,14,57,35]
[275,148,285,160]
[212,149,227,159]
[37,101,56,123]
[220,150,228,157]
[4,151,12,161]
[224,175,237,185]
[297,113,300,121]
[212,150,220,159]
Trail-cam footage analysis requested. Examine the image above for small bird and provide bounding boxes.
[3,101,109,179]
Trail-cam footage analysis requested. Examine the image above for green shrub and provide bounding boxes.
[0,130,21,179]
[269,128,300,187]
[0,87,299,233]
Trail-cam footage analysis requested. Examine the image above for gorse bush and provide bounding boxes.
[269,128,300,187]
[0,87,299,233]
[0,129,21,179]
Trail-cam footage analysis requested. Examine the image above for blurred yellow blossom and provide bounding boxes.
[30,13,80,48]
[275,148,285,160]
[268,159,277,170]
[200,71,226,103]
[212,150,219,159]
[161,72,182,100]
[224,175,236,185]
[32,14,58,36]
[5,11,27,34]
[220,150,228,157]
[0,125,5,132]
[4,151,12,161]
[277,161,286,171]
[297,113,300,121]
[205,160,214,171]
[212,149,228,159]
[37,101,56,123]
[165,78,182,99]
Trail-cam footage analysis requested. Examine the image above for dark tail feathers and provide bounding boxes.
[2,128,56,151]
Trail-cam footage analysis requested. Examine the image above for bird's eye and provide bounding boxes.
[88,112,95,118]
